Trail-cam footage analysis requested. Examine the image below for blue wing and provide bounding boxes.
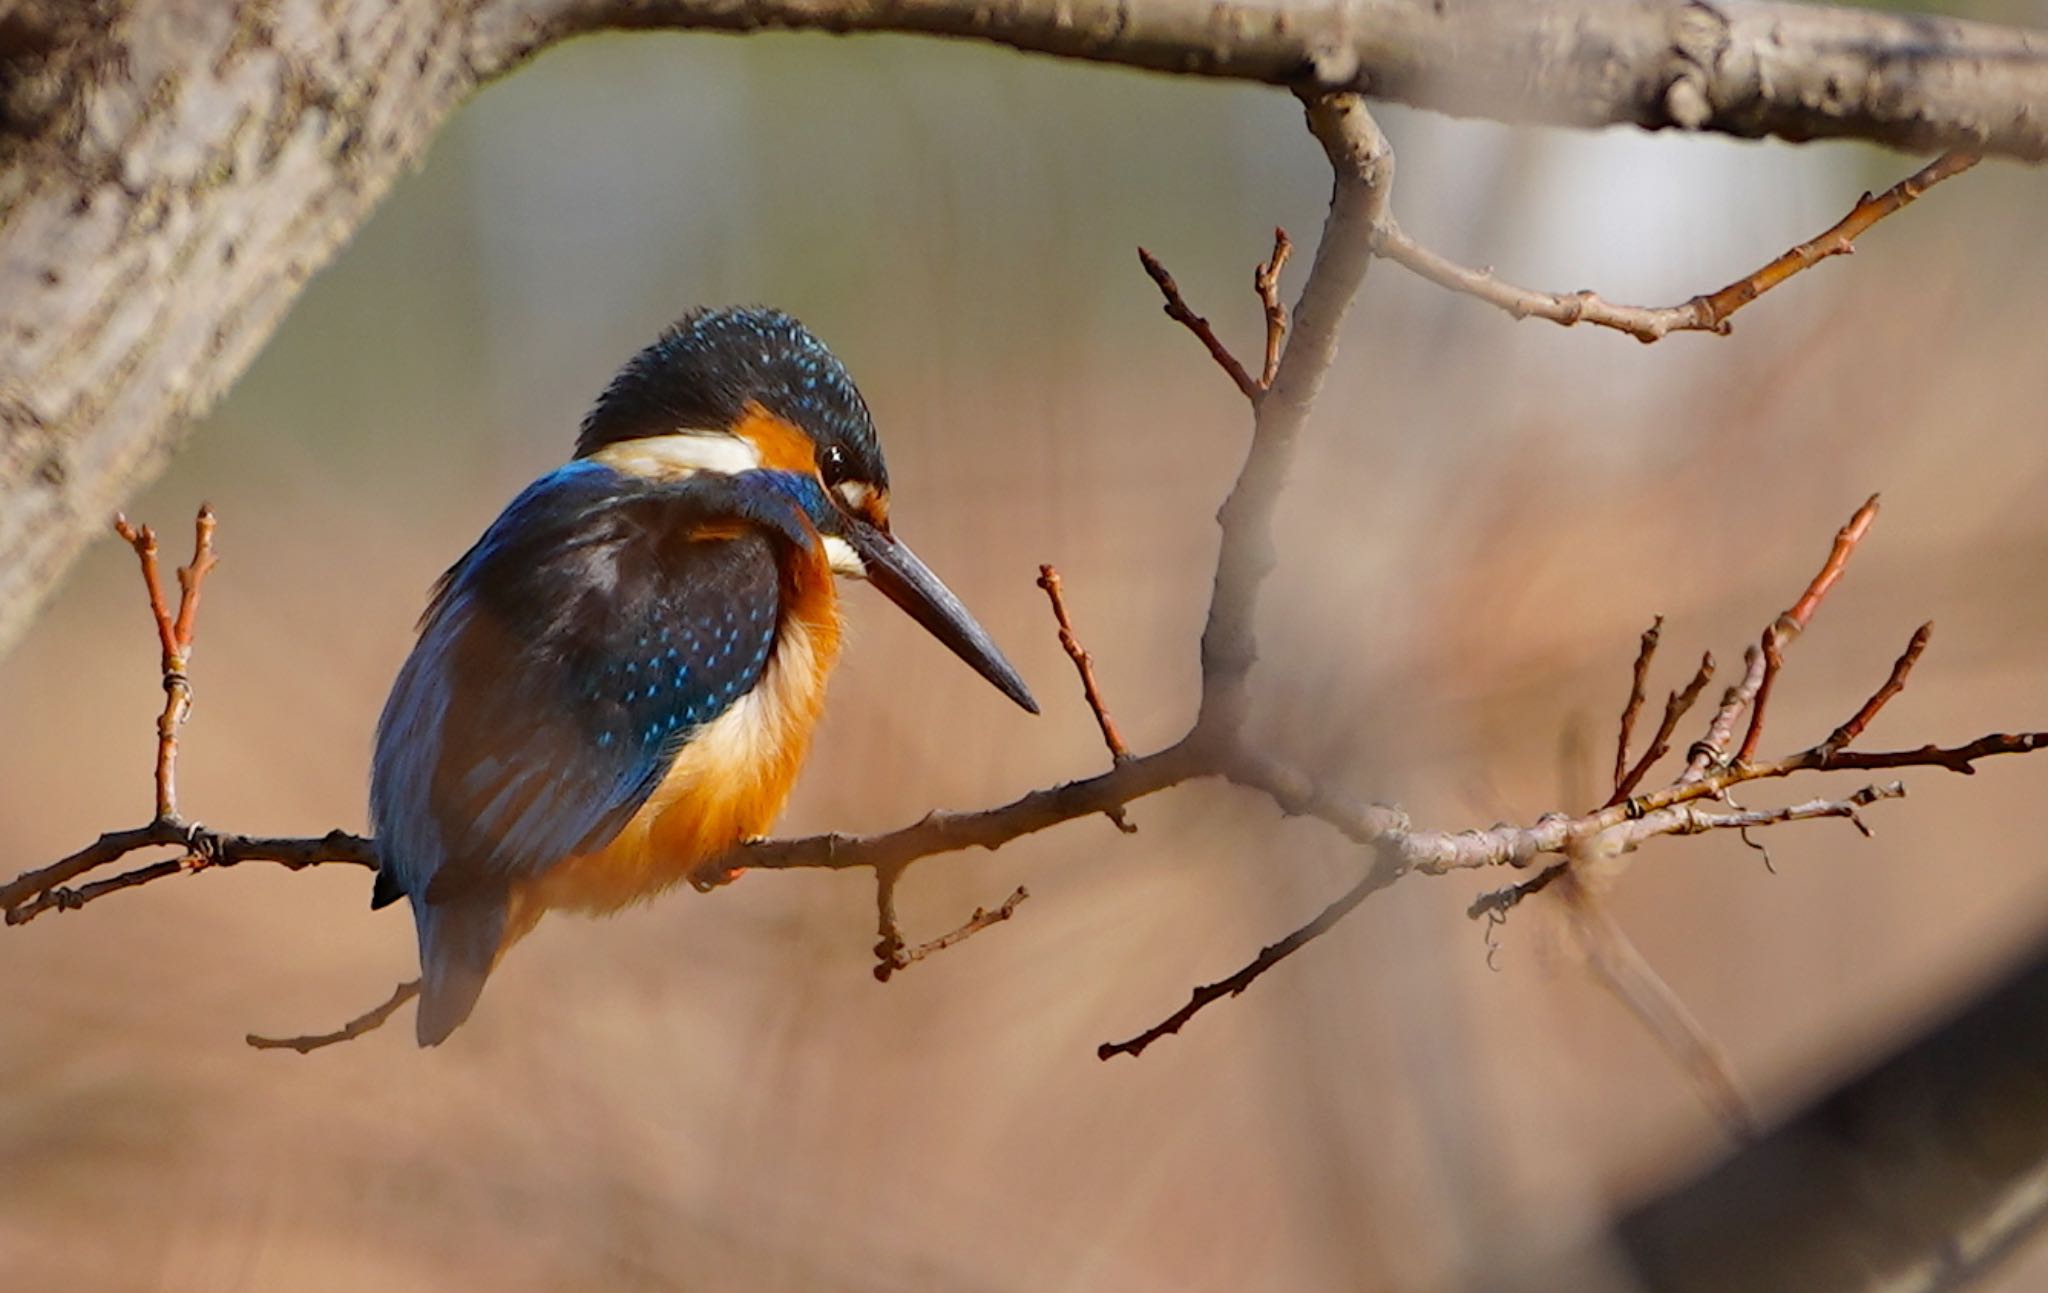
[370,461,816,1041]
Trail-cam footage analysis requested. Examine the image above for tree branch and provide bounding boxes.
[526,2,2048,160]
[245,981,422,1053]
[1105,493,2045,1064]
[1373,151,1981,343]
[1195,91,1391,743]
[4,0,2040,663]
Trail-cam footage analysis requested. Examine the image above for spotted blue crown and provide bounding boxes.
[575,306,887,492]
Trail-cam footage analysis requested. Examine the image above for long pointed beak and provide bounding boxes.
[843,519,1039,714]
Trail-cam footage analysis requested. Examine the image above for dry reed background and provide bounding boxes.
[3,25,2048,1292]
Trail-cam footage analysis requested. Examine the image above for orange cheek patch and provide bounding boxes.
[736,402,818,474]
[684,521,751,543]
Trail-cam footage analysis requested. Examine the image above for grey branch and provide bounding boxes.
[4,0,2048,657]
[516,1,2048,159]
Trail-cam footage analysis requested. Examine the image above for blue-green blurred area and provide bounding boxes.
[7,21,2048,1292]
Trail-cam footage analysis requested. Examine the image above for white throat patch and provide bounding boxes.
[590,431,763,480]
[820,534,868,579]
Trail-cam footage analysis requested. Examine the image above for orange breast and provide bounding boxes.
[513,541,842,923]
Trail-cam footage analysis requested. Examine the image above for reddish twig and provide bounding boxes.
[1038,564,1137,834]
[1688,152,1981,333]
[1783,494,1881,639]
[1615,616,1664,792]
[173,506,218,657]
[246,980,421,1053]
[1037,565,1131,764]
[1811,733,2046,777]
[1823,622,1934,755]
[1374,152,1980,343]
[1255,227,1292,389]
[0,510,372,928]
[1099,848,1403,1061]
[1138,247,1261,402]
[1608,652,1716,806]
[1684,496,1881,781]
[110,518,174,662]
[1737,626,1785,766]
[113,509,219,821]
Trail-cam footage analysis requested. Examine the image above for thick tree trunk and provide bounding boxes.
[2,0,2045,655]
[0,0,483,653]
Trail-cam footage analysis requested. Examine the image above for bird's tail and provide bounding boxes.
[411,887,509,1047]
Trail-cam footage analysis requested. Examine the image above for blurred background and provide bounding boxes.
[4,15,2048,1291]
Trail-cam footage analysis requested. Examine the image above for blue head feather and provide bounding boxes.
[575,307,887,493]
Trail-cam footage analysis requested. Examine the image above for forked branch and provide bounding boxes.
[1111,494,2044,1089]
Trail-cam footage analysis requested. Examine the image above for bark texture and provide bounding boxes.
[0,0,486,654]
[2,0,2046,655]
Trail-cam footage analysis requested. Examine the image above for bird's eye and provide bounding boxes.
[819,444,851,486]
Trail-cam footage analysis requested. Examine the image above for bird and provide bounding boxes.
[369,306,1038,1045]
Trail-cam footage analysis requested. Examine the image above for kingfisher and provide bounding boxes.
[369,307,1038,1045]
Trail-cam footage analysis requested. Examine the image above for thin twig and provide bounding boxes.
[1138,247,1261,401]
[1823,622,1934,754]
[1098,847,1403,1061]
[1687,648,1761,785]
[1037,566,1131,765]
[886,887,1030,975]
[1037,564,1137,834]
[1809,732,2047,777]
[1672,783,1905,839]
[173,505,218,654]
[874,857,1030,981]
[1615,616,1664,792]
[1689,152,1981,332]
[3,857,188,925]
[111,516,174,662]
[246,980,421,1053]
[1374,152,1980,343]
[1255,227,1292,389]
[1684,495,1881,782]
[1737,625,1785,766]
[107,507,218,822]
[1782,494,1882,640]
[1608,653,1716,806]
